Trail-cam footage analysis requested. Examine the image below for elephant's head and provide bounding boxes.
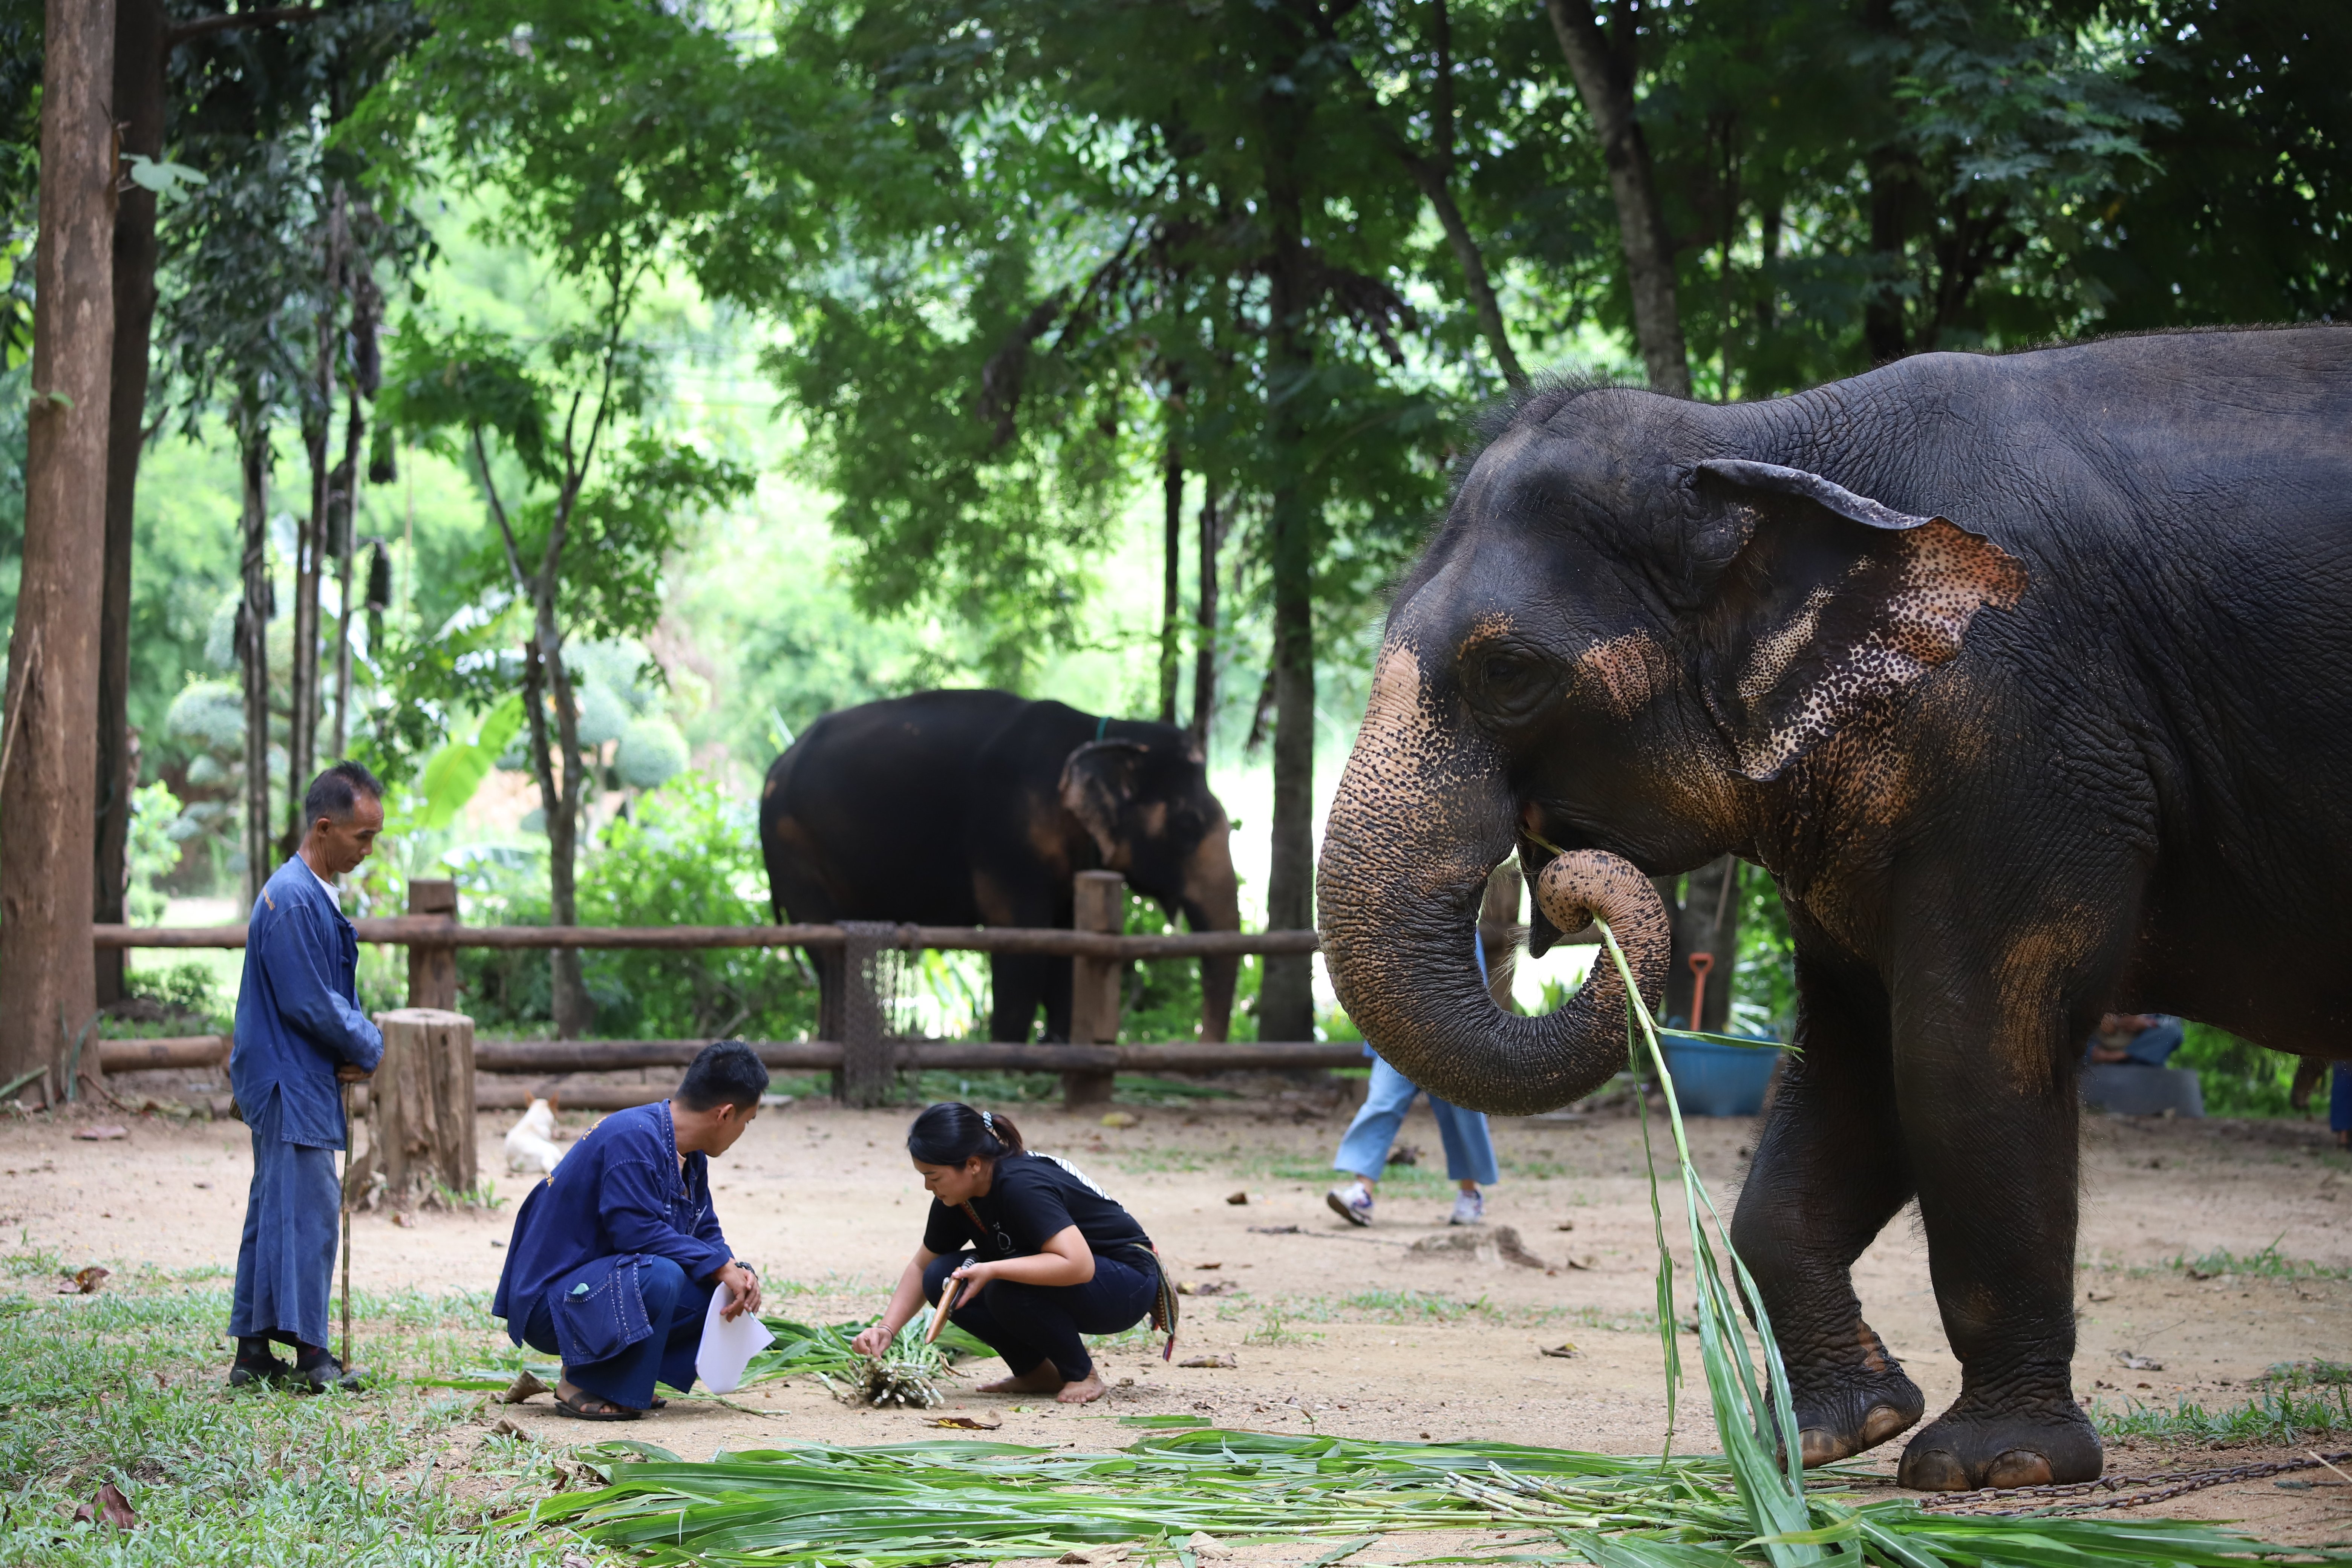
[1061,733,1241,1041]
[1319,389,2027,1114]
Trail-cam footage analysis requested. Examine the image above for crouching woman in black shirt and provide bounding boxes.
[853,1102,1165,1404]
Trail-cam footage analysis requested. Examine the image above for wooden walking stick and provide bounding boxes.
[339,1080,353,1370]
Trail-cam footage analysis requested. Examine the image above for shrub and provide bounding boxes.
[576,773,816,1040]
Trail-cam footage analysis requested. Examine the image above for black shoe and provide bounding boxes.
[228,1355,293,1389]
[292,1354,369,1394]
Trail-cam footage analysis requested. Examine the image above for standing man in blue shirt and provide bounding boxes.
[228,761,387,1392]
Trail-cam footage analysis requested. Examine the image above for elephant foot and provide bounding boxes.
[1786,1357,1925,1466]
[1897,1398,2102,1491]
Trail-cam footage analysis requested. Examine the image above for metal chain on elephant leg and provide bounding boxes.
[1914,1446,2352,1515]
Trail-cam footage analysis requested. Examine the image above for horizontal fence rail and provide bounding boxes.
[83,869,1393,1109]
[90,920,1326,959]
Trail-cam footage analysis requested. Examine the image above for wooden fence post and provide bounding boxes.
[837,921,895,1108]
[407,878,458,1011]
[353,1008,475,1207]
[1064,870,1125,1109]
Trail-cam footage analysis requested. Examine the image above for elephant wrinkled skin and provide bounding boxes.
[1317,327,2352,1490]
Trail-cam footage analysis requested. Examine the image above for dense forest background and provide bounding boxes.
[0,0,2342,1110]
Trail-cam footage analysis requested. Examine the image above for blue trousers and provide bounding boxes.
[2081,1017,2185,1067]
[1333,1054,1499,1186]
[923,1250,1155,1382]
[521,1254,713,1410]
[229,1089,340,1349]
[2332,1064,2352,1135]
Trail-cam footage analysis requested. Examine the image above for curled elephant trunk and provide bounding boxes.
[1182,821,1242,1043]
[1318,646,1671,1115]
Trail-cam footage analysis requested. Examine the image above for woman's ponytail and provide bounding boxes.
[907,1102,1024,1165]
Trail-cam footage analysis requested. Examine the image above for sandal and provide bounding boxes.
[551,1389,642,1422]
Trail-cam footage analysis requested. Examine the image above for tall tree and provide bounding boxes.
[1544,0,1689,394]
[363,0,761,1030]
[0,0,115,1101]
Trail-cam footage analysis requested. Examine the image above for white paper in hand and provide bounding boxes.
[694,1285,775,1395]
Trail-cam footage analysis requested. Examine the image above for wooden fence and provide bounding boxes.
[92,869,1360,1108]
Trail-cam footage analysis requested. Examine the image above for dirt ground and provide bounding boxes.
[6,1076,2351,1546]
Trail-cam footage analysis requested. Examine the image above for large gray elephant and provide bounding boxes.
[1318,327,2352,1490]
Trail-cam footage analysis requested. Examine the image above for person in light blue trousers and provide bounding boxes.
[1325,933,1501,1228]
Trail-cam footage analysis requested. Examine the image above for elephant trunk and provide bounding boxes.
[1317,645,1671,1115]
[1182,821,1242,1043]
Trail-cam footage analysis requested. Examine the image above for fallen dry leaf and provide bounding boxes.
[1058,1554,1092,1565]
[2085,1289,2116,1303]
[485,1415,528,1438]
[931,1412,1004,1430]
[392,1211,415,1228]
[1185,1531,1230,1557]
[1224,1191,1248,1205]
[1178,1354,1236,1369]
[74,1125,128,1142]
[1555,1220,1576,1231]
[502,1368,551,1405]
[1196,1261,1222,1269]
[1098,1111,1138,1129]
[71,1481,136,1530]
[2117,1351,2164,1371]
[1540,1343,1580,1359]
[57,1265,109,1295]
[1177,1280,1233,1296]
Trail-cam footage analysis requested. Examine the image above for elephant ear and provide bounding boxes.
[1059,740,1147,864]
[1687,459,2027,782]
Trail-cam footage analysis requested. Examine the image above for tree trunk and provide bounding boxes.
[1400,0,1524,388]
[0,0,116,1101]
[1658,856,1742,1034]
[237,406,273,908]
[542,630,595,1035]
[1545,0,1690,397]
[285,210,342,846]
[1158,407,1182,726]
[1259,71,1317,1044]
[1190,485,1220,750]
[95,0,164,1003]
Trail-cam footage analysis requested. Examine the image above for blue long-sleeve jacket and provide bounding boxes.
[492,1101,733,1364]
[230,857,384,1149]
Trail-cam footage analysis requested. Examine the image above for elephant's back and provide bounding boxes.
[758,689,1046,923]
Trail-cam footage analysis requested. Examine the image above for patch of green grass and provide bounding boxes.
[0,1284,541,1566]
[3,1239,66,1277]
[2258,1358,2352,1390]
[2170,1239,2352,1281]
[2095,1385,2352,1444]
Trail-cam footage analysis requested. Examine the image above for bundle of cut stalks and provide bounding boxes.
[813,1308,959,1410]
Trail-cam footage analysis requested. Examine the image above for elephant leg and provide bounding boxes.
[1889,963,2101,1491]
[1730,950,1924,1467]
[990,954,1049,1044]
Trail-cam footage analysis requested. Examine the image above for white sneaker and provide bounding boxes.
[1449,1190,1485,1226]
[1326,1181,1374,1227]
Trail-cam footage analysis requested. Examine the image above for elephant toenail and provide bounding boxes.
[1984,1450,2054,1489]
[1860,1405,1913,1446]
[1798,1427,1843,1466]
[1897,1449,1969,1492]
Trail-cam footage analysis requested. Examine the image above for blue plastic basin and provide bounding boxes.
[1659,1037,1782,1117]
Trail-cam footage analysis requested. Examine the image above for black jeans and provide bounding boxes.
[923,1249,1155,1381]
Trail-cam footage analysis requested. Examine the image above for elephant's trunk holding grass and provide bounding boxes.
[1318,327,2352,1491]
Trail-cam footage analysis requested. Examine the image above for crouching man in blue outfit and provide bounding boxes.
[228,760,387,1392]
[493,1041,769,1420]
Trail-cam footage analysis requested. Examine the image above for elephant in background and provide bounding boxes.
[1317,328,2352,1489]
[761,689,1240,1044]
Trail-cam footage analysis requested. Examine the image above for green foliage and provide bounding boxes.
[2095,1385,2352,1445]
[123,960,228,1031]
[2260,1359,2352,1390]
[411,694,524,832]
[575,773,816,1040]
[1733,864,1798,1040]
[125,781,187,925]
[2170,1241,2351,1282]
[2176,1022,2304,1118]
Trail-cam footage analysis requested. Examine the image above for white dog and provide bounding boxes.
[502,1097,566,1175]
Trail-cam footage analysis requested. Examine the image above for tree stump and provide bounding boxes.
[356,1008,476,1206]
